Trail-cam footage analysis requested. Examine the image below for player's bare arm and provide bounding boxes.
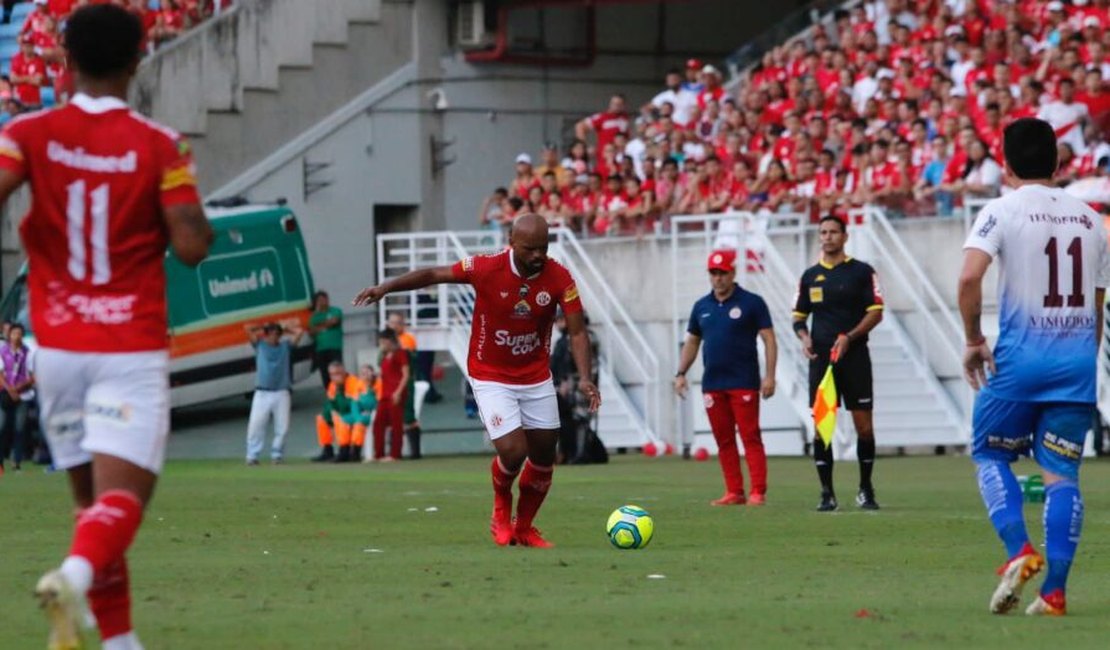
[352,265,461,306]
[164,203,213,267]
[673,333,701,398]
[0,167,25,206]
[759,327,777,399]
[565,310,601,412]
[958,248,995,390]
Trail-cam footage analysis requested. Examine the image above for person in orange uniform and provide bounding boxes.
[313,361,367,463]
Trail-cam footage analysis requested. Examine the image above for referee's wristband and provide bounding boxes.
[675,371,686,378]
[792,320,808,334]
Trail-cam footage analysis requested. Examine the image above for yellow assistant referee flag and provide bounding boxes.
[813,363,837,447]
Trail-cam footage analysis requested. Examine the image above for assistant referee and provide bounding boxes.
[792,215,884,512]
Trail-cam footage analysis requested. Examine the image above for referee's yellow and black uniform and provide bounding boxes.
[793,255,884,510]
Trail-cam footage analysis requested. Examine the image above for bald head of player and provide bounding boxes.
[509,213,549,277]
[64,5,143,99]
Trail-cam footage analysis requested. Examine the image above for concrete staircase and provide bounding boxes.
[130,0,414,193]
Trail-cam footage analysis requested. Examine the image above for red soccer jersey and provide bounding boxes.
[450,249,582,385]
[587,111,629,153]
[0,94,200,353]
[10,52,45,106]
[379,348,409,395]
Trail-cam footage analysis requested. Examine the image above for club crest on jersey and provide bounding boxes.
[729,306,742,319]
[500,291,509,299]
[513,300,532,319]
[536,291,551,307]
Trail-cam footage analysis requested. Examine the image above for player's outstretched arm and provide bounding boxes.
[565,310,601,412]
[0,168,24,207]
[165,203,213,267]
[352,266,461,307]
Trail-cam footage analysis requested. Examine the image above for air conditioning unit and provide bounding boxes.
[457,1,488,49]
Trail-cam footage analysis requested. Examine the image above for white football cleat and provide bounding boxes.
[35,569,90,650]
[989,546,1044,615]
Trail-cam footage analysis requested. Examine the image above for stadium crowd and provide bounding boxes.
[1,0,231,120]
[483,0,1110,237]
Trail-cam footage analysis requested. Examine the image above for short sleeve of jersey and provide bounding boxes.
[588,113,605,130]
[859,263,884,311]
[793,271,812,317]
[687,301,702,337]
[0,119,29,179]
[964,205,1003,258]
[157,132,201,209]
[451,254,486,284]
[559,274,583,315]
[753,295,773,329]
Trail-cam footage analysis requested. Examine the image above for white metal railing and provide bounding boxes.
[852,205,970,429]
[550,226,663,443]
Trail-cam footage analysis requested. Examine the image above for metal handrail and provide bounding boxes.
[550,226,662,438]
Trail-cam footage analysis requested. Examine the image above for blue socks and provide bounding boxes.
[975,461,1030,558]
[1041,480,1083,595]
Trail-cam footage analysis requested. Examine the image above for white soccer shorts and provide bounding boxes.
[469,377,560,440]
[37,348,171,474]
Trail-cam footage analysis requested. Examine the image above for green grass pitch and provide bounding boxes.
[4,455,1110,649]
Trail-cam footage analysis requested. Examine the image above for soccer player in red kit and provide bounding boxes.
[354,213,600,547]
[0,6,212,650]
[372,328,410,461]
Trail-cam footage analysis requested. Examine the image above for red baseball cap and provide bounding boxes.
[686,58,704,70]
[707,249,737,272]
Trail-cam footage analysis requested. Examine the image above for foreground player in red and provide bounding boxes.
[0,6,212,649]
[354,213,600,547]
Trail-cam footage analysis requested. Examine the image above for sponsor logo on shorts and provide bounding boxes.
[858,398,872,404]
[1042,431,1083,460]
[536,291,551,307]
[87,402,133,424]
[490,414,503,428]
[703,394,714,409]
[987,435,1030,452]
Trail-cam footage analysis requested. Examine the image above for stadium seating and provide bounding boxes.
[495,0,1110,236]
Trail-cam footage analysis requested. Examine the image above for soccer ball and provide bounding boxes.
[606,505,654,549]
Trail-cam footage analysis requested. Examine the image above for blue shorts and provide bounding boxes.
[971,392,1094,480]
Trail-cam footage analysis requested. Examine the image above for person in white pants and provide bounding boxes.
[245,322,305,465]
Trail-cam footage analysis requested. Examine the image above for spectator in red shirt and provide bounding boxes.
[575,94,629,157]
[10,37,45,109]
[372,328,410,462]
[20,0,50,35]
[509,153,539,200]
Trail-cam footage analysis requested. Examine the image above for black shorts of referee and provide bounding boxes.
[807,344,873,412]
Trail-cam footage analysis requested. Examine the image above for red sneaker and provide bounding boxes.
[748,493,766,506]
[710,492,746,506]
[490,507,514,546]
[1026,589,1066,616]
[514,526,554,548]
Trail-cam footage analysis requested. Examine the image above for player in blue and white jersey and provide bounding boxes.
[959,118,1110,616]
